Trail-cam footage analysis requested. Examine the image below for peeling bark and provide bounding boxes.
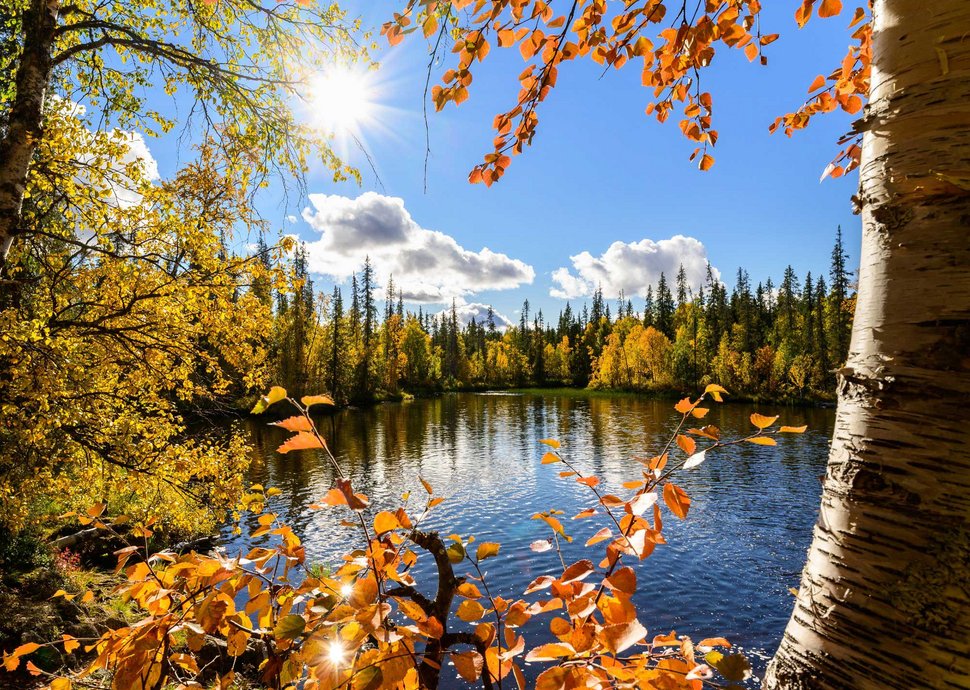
[0,0,59,278]
[765,1,970,688]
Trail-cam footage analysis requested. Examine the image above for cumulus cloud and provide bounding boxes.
[98,131,159,208]
[301,192,535,303]
[433,301,512,330]
[550,235,718,300]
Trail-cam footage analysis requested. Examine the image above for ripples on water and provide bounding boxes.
[220,392,833,684]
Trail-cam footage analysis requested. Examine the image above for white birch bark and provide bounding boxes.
[766,1,970,688]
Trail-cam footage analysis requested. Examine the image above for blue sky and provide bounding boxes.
[146,2,863,323]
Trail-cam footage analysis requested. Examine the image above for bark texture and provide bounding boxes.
[0,0,59,277]
[765,1,970,688]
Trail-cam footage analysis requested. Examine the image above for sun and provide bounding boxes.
[307,65,376,135]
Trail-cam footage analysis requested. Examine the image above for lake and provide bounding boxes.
[220,391,833,682]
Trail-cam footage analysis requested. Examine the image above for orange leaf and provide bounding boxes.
[373,511,400,535]
[663,483,691,519]
[818,0,842,18]
[780,425,808,433]
[277,432,324,454]
[747,436,777,446]
[561,559,595,584]
[848,6,866,28]
[808,74,826,92]
[452,650,483,682]
[601,619,647,654]
[674,397,693,414]
[525,643,575,662]
[271,416,312,433]
[586,527,611,546]
[541,452,561,464]
[605,567,637,595]
[750,413,779,429]
[676,435,696,456]
[699,153,715,171]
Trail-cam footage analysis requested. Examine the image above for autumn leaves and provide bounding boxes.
[5,384,802,689]
[382,0,871,185]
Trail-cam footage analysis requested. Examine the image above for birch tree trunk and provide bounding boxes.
[0,0,59,278]
[765,1,970,688]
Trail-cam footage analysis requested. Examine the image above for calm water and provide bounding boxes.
[220,392,833,682]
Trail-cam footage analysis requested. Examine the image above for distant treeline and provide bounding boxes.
[262,229,854,404]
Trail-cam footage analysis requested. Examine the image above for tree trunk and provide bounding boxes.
[0,0,59,278]
[765,2,970,688]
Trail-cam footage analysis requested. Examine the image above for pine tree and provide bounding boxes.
[330,286,343,401]
[655,272,675,338]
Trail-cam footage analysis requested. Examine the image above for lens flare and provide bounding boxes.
[327,641,346,665]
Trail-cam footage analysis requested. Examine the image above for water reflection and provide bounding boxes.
[223,392,833,677]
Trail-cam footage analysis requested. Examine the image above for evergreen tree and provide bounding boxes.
[828,225,852,366]
[654,272,675,338]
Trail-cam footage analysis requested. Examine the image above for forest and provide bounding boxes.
[0,0,967,689]
[267,232,854,403]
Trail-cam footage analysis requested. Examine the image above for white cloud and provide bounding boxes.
[286,215,298,224]
[301,192,535,303]
[433,301,512,329]
[550,235,718,300]
[97,130,159,208]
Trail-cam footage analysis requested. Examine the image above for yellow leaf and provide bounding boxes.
[476,542,500,561]
[541,452,560,464]
[457,599,486,622]
[251,386,287,414]
[301,394,335,408]
[539,438,560,449]
[780,425,808,433]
